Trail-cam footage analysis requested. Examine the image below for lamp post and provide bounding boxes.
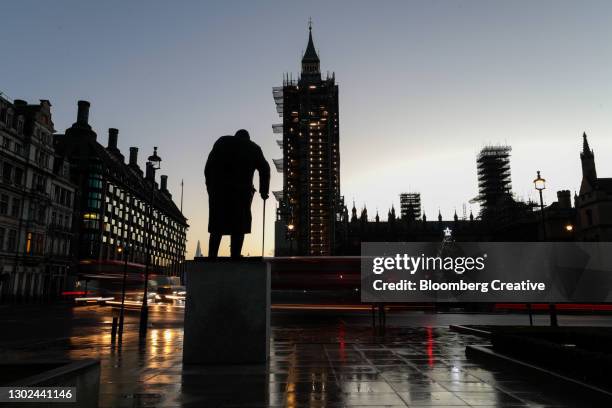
[533,171,546,238]
[139,147,162,339]
[117,245,128,339]
[533,170,558,327]
[118,194,134,340]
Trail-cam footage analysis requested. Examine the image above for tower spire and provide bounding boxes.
[301,19,320,77]
[580,132,597,184]
[582,132,593,157]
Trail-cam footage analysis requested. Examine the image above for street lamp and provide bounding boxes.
[533,170,558,327]
[533,170,546,191]
[139,147,162,339]
[534,170,546,219]
[533,171,547,240]
[117,245,129,339]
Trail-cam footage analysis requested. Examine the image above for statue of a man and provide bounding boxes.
[204,129,270,259]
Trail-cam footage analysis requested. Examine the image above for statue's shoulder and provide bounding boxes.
[216,135,233,144]
[247,139,263,151]
[211,135,234,150]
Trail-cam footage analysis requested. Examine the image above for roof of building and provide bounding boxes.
[55,121,187,225]
[302,26,320,63]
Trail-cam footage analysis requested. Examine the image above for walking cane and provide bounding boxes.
[261,198,267,258]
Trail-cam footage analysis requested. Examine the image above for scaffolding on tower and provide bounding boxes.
[475,145,513,218]
[400,193,422,221]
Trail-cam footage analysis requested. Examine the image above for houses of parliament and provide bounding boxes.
[273,25,612,256]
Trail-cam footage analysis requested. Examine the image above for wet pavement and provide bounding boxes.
[1,305,611,407]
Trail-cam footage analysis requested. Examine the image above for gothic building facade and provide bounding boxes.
[575,133,612,241]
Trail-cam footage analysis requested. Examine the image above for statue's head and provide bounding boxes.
[235,129,250,140]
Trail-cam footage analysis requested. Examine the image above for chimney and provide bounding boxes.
[129,147,138,166]
[557,190,572,209]
[77,100,90,125]
[108,128,119,150]
[160,175,168,191]
[145,162,155,181]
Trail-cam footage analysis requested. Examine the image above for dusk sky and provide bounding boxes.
[3,1,612,257]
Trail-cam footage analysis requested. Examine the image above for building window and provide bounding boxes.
[2,162,12,183]
[87,191,102,209]
[88,173,103,189]
[37,206,45,223]
[7,229,17,251]
[0,227,4,250]
[35,149,49,168]
[35,234,44,254]
[14,168,23,186]
[11,198,20,218]
[0,194,8,215]
[26,232,32,253]
[33,174,46,192]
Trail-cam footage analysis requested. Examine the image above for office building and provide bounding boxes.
[0,96,76,302]
[54,101,188,280]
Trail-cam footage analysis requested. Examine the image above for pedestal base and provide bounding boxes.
[182,259,270,364]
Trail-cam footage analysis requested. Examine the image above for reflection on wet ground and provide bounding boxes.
[0,306,608,407]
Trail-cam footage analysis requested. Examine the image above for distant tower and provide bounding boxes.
[400,193,421,221]
[476,146,513,218]
[195,240,203,258]
[361,206,368,221]
[273,21,342,256]
[580,132,597,189]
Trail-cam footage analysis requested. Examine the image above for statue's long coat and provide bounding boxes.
[205,135,270,234]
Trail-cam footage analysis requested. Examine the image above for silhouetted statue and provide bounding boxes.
[205,129,270,259]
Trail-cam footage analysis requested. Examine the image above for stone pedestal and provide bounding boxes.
[182,259,270,364]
